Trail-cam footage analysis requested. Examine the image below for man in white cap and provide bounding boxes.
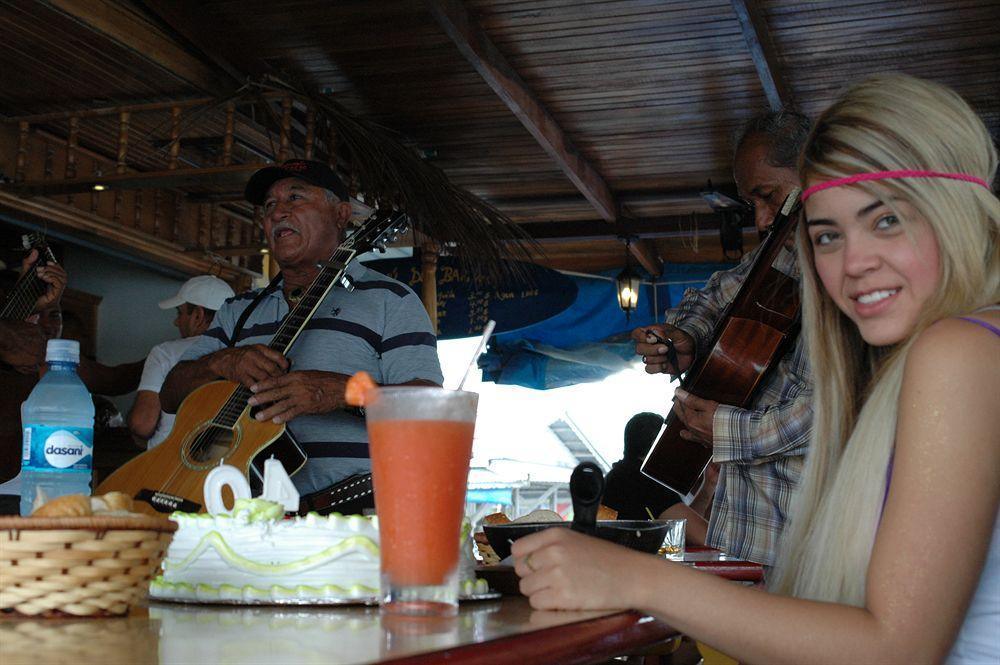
[128,275,234,448]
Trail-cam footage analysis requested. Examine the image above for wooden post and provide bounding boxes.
[113,190,123,225]
[134,190,143,229]
[198,204,208,248]
[222,102,235,166]
[116,111,130,174]
[278,94,292,162]
[420,242,440,334]
[15,122,29,182]
[173,192,183,242]
[304,106,315,160]
[153,189,162,237]
[169,106,181,170]
[44,142,54,179]
[66,117,79,205]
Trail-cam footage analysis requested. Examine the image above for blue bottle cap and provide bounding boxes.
[45,339,80,364]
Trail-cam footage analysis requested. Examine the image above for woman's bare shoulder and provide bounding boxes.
[902,312,1000,433]
[909,311,1000,368]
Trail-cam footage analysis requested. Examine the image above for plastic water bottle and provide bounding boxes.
[19,339,95,516]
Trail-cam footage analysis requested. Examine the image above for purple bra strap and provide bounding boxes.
[957,316,1000,338]
[880,452,895,521]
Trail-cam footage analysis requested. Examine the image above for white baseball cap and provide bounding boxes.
[158,275,235,311]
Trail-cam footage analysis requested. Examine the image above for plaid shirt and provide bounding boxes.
[666,245,811,566]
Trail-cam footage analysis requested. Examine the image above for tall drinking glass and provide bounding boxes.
[366,387,478,616]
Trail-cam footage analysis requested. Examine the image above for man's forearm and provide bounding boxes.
[160,358,222,414]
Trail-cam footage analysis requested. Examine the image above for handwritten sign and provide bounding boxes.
[362,256,577,340]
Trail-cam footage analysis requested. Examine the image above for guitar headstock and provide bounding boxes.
[20,232,57,267]
[344,210,410,255]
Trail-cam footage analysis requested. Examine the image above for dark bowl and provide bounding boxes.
[483,520,671,561]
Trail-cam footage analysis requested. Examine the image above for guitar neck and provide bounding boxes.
[1,237,57,321]
[269,246,358,356]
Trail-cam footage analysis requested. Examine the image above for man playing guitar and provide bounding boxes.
[160,160,442,498]
[633,111,814,568]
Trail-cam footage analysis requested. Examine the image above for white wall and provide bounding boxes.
[61,245,186,412]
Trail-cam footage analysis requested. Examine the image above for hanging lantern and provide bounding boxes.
[615,238,641,320]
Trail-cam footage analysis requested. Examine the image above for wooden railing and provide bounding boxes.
[0,93,324,286]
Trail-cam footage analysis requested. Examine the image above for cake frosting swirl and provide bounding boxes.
[150,499,487,603]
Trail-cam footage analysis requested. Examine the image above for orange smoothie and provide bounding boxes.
[368,419,474,586]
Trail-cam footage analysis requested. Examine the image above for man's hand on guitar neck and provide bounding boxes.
[631,323,696,376]
[21,249,67,312]
[206,344,289,387]
[161,344,288,414]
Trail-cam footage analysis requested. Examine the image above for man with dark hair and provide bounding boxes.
[633,110,813,567]
[161,160,443,494]
[602,412,681,520]
[128,275,235,448]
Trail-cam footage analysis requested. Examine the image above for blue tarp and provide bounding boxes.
[480,262,732,389]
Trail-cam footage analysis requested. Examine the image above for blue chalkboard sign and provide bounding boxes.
[361,256,578,340]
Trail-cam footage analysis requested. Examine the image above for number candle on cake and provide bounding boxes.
[203,463,251,514]
[260,457,300,511]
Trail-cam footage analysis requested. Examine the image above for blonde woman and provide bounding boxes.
[512,74,999,665]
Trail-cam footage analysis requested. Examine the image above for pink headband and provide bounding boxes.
[801,169,991,202]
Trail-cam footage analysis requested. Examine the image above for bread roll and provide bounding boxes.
[512,509,563,524]
[99,491,134,513]
[482,512,511,525]
[32,493,92,517]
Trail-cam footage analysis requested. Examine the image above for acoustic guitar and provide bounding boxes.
[96,211,409,516]
[0,233,59,484]
[641,189,802,496]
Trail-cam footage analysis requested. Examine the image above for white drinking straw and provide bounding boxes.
[456,319,496,391]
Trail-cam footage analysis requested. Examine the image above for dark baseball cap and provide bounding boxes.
[244,159,350,205]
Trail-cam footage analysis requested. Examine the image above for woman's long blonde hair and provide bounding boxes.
[771,74,1000,604]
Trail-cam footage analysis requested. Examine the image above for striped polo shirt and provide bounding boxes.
[180,262,443,494]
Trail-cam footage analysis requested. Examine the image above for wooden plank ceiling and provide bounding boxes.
[0,0,997,280]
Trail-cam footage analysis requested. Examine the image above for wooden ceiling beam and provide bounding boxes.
[138,0,266,84]
[629,238,663,278]
[427,0,618,222]
[4,163,266,197]
[47,0,233,94]
[730,0,792,111]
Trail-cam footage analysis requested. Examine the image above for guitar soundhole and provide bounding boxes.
[182,422,240,470]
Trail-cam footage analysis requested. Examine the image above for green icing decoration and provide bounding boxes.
[232,498,285,522]
[164,532,379,574]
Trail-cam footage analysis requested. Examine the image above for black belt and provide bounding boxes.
[296,473,374,516]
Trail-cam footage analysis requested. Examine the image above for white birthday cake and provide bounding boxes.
[150,499,487,604]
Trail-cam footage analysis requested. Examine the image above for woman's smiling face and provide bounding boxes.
[804,185,942,347]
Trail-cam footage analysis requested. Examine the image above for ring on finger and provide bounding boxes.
[525,552,537,572]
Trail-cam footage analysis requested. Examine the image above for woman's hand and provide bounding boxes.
[511,527,655,611]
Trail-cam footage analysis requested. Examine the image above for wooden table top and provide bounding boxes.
[0,596,678,665]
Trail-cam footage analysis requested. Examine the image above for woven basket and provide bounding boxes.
[0,515,177,617]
